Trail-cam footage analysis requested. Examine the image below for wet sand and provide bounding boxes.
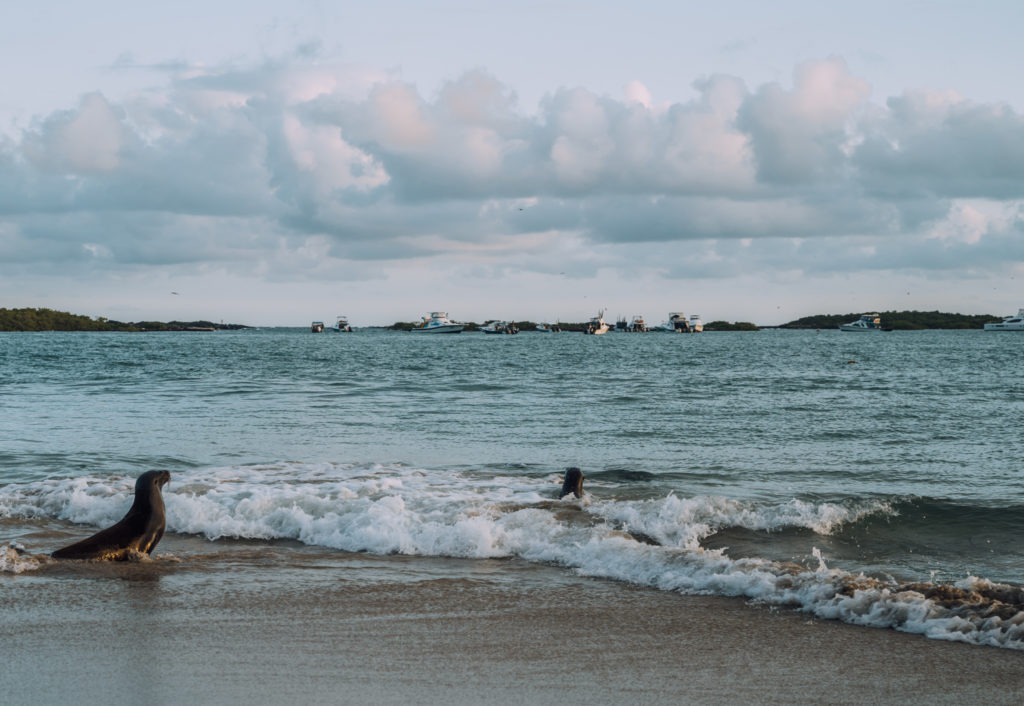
[2,542,1022,705]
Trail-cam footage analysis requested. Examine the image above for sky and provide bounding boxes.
[1,0,1023,326]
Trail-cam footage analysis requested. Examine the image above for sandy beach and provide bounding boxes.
[2,535,1022,706]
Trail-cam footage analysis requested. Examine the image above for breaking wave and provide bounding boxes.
[2,462,1021,650]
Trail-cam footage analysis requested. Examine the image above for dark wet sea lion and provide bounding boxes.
[52,470,170,560]
[560,467,584,499]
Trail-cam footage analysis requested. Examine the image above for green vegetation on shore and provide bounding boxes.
[0,308,248,332]
[703,321,759,331]
[780,310,1000,330]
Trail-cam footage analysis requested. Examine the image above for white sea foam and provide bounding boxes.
[587,493,889,549]
[2,463,1020,649]
[1,544,44,574]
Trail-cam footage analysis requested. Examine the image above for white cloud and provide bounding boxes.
[624,80,652,108]
[926,199,1022,245]
[22,93,127,173]
[737,57,871,183]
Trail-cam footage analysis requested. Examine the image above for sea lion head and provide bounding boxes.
[133,470,170,510]
[560,467,584,499]
[137,470,171,492]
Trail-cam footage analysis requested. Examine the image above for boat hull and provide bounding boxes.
[410,325,464,334]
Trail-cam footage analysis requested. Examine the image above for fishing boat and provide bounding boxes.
[536,322,562,333]
[311,321,324,333]
[984,308,1024,331]
[583,310,610,335]
[689,314,704,333]
[410,312,464,334]
[329,315,353,332]
[651,312,690,332]
[480,320,519,334]
[839,314,884,332]
[626,315,648,332]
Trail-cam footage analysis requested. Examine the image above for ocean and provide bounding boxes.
[2,328,1022,651]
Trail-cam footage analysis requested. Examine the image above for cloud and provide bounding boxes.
[21,92,128,173]
[737,57,870,183]
[855,90,1024,199]
[1,53,1023,290]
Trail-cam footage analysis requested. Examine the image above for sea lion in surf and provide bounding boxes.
[560,467,584,499]
[52,470,170,560]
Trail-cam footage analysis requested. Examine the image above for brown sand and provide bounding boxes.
[2,545,1022,705]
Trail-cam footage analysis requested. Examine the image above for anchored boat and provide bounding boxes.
[984,308,1024,331]
[329,315,353,332]
[583,310,610,335]
[410,312,464,334]
[652,312,691,332]
[839,314,884,332]
[480,320,519,334]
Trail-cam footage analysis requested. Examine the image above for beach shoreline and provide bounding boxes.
[2,542,1022,705]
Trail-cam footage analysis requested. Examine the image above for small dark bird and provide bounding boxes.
[171,292,180,295]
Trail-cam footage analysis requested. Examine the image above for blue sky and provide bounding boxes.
[1,1,1022,325]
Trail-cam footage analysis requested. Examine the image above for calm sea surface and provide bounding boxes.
[2,328,1022,648]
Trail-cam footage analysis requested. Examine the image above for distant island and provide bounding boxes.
[703,321,760,331]
[779,310,1000,330]
[0,308,249,332]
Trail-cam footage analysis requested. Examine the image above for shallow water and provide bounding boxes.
[2,328,1022,649]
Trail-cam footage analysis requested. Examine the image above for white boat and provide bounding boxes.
[329,315,352,332]
[625,315,648,332]
[583,310,610,335]
[689,314,704,333]
[410,312,464,334]
[652,312,690,332]
[839,314,884,332]
[480,320,519,334]
[536,322,562,333]
[984,308,1024,331]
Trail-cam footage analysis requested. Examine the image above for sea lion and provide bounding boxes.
[52,470,170,560]
[559,467,584,499]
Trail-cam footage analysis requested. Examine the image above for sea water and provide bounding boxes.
[1,328,1022,649]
